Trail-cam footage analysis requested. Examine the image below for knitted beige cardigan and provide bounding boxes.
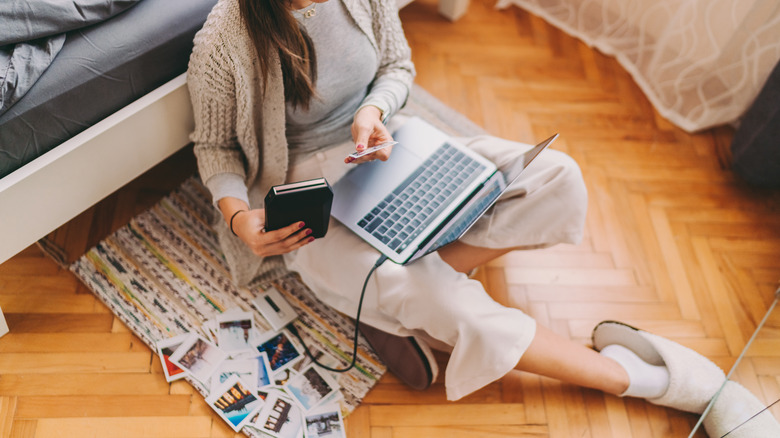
[187,0,415,285]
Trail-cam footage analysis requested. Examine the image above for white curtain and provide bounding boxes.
[496,0,780,133]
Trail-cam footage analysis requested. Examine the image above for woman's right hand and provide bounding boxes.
[229,208,314,257]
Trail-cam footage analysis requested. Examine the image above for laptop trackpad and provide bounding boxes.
[332,144,425,223]
[343,144,423,195]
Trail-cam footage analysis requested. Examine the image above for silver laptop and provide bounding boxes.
[331,117,557,264]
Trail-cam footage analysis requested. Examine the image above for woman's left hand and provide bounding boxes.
[347,105,393,164]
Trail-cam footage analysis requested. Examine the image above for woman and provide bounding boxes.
[187,0,778,435]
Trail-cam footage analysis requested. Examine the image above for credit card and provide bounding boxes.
[347,141,398,159]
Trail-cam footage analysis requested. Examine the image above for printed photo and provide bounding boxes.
[246,411,263,432]
[256,352,273,389]
[201,317,219,344]
[169,334,228,383]
[305,404,346,438]
[292,345,324,373]
[247,327,268,347]
[285,365,339,412]
[206,375,265,432]
[156,334,190,382]
[273,368,296,386]
[217,311,255,353]
[249,391,303,438]
[211,358,259,394]
[292,345,342,382]
[318,389,345,411]
[255,330,302,372]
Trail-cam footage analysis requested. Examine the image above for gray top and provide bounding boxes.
[285,0,376,154]
[206,0,409,207]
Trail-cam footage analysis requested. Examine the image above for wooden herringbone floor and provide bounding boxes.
[2,0,779,436]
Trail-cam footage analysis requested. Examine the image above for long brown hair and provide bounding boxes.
[239,0,318,110]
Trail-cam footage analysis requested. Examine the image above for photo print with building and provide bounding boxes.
[305,404,346,438]
[285,364,340,411]
[169,334,228,383]
[205,375,265,432]
[250,390,303,438]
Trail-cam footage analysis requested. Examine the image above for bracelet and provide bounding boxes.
[229,210,247,236]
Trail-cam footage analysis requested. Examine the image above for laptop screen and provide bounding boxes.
[500,133,559,187]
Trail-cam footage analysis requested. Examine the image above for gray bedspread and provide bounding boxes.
[0,0,141,115]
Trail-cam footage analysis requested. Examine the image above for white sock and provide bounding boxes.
[600,344,670,399]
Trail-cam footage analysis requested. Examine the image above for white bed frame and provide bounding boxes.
[0,74,193,266]
[0,74,194,333]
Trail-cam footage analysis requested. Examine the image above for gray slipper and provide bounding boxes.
[360,324,439,390]
[591,320,725,414]
[703,381,780,438]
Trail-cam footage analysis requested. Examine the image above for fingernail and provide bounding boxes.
[305,229,313,235]
[299,222,305,228]
[357,144,365,150]
[308,237,315,243]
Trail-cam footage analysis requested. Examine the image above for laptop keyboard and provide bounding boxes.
[428,177,502,251]
[357,142,486,253]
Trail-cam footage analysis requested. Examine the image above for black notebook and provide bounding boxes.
[264,178,333,238]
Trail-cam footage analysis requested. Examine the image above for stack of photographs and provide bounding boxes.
[155,300,347,437]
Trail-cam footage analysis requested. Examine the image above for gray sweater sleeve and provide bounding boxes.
[359,0,415,122]
[204,172,250,209]
[359,77,409,123]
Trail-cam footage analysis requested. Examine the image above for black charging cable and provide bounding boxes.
[288,254,388,373]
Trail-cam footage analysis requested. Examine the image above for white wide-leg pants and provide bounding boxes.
[282,117,588,400]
